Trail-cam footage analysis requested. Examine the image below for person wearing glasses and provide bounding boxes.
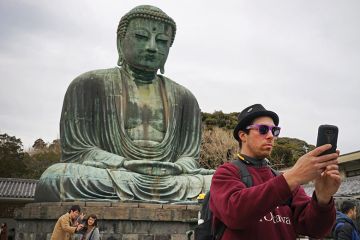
[209,104,341,240]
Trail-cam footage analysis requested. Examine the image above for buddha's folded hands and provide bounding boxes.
[83,152,125,169]
[123,160,183,176]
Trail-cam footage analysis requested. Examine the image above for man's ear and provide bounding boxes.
[239,131,247,143]
[351,208,356,216]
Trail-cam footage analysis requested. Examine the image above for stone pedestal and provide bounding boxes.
[14,201,200,240]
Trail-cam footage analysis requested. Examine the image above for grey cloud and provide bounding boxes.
[0,0,359,154]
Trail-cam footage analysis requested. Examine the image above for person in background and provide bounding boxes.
[80,214,100,240]
[0,223,7,240]
[333,200,360,240]
[50,205,84,240]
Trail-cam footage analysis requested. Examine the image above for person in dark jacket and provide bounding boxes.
[333,200,360,240]
[210,104,341,239]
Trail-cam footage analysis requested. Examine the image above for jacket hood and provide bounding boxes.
[336,210,355,225]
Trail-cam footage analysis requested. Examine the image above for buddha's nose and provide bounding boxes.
[146,37,157,53]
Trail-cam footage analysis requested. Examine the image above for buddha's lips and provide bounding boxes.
[144,55,156,61]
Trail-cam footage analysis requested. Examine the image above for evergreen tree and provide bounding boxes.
[0,133,28,178]
[32,138,47,150]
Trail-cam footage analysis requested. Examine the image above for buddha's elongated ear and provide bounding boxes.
[117,37,124,66]
[160,65,165,74]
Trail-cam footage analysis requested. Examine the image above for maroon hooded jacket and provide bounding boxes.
[209,161,336,240]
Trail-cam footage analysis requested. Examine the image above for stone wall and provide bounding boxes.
[15,201,200,240]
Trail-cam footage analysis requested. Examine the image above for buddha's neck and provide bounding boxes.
[124,64,157,83]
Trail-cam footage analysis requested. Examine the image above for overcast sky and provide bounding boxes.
[0,0,359,154]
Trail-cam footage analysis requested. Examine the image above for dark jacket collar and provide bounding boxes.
[240,154,269,167]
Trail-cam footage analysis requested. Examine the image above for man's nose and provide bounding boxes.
[265,130,274,138]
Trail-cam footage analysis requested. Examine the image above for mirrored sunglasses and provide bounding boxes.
[246,124,281,137]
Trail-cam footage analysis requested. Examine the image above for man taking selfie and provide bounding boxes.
[210,104,341,239]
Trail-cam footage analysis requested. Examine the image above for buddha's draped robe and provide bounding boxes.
[35,67,212,202]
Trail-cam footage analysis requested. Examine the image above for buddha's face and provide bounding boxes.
[121,18,172,72]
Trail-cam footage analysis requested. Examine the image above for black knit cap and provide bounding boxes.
[233,104,279,141]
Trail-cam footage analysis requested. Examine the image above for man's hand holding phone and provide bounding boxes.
[314,125,341,204]
[283,144,339,189]
[283,125,341,202]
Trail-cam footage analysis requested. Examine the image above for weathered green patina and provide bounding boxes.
[35,5,213,202]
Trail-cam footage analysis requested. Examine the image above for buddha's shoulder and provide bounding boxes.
[70,67,119,86]
[160,75,194,95]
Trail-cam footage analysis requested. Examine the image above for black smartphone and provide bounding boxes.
[316,124,338,156]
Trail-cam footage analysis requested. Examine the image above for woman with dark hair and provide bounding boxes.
[81,214,100,240]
